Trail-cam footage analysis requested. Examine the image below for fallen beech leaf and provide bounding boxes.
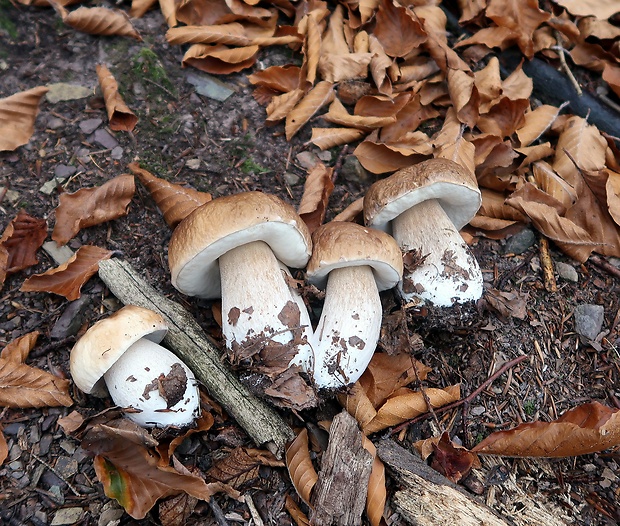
[21,245,113,301]
[374,0,426,58]
[379,93,439,143]
[428,431,479,483]
[478,188,528,222]
[83,424,232,519]
[553,0,620,20]
[324,97,397,131]
[321,4,349,55]
[63,7,142,40]
[249,65,301,93]
[156,407,215,467]
[477,97,529,138]
[368,34,393,95]
[159,492,197,526]
[361,437,386,526]
[266,89,305,124]
[129,0,157,18]
[0,210,48,287]
[207,447,284,488]
[473,402,620,457]
[285,494,311,525]
[0,86,48,151]
[363,385,461,435]
[130,163,211,228]
[482,289,528,320]
[96,64,138,132]
[501,63,534,102]
[298,162,335,233]
[602,63,620,99]
[286,429,318,507]
[354,136,428,174]
[415,5,468,71]
[333,197,364,223]
[474,57,503,113]
[434,108,475,175]
[447,68,479,128]
[182,44,259,74]
[0,357,73,408]
[0,427,7,466]
[531,161,577,208]
[516,104,566,147]
[0,331,39,364]
[515,143,555,171]
[318,52,373,83]
[303,14,321,85]
[285,81,334,140]
[52,174,135,245]
[310,127,366,150]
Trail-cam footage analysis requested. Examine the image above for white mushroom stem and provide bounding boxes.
[219,240,314,371]
[391,199,483,306]
[311,266,381,389]
[103,338,200,428]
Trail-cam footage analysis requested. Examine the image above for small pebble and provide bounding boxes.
[504,229,536,255]
[574,304,605,341]
[340,155,373,185]
[92,129,119,150]
[111,146,124,160]
[79,118,102,134]
[556,262,578,282]
[51,507,83,526]
[283,172,300,186]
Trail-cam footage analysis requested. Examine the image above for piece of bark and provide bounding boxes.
[377,439,511,526]
[310,411,373,526]
[96,258,295,457]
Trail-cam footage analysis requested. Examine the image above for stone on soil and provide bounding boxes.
[504,228,536,255]
[556,261,578,282]
[573,304,605,341]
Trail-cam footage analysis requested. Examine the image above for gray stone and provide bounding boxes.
[186,72,235,101]
[54,164,77,179]
[111,146,123,160]
[80,118,102,134]
[40,177,66,195]
[504,228,536,255]
[340,155,373,185]
[92,128,119,150]
[46,83,92,103]
[283,171,301,186]
[574,304,605,341]
[54,457,78,478]
[47,117,65,130]
[556,261,578,282]
[51,507,83,525]
[296,151,320,170]
[50,295,92,339]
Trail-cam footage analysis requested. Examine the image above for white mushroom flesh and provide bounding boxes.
[219,240,314,371]
[311,266,381,389]
[103,338,200,428]
[392,199,483,306]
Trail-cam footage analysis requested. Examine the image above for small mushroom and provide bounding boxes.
[306,221,403,389]
[168,191,314,372]
[70,305,200,428]
[364,158,483,306]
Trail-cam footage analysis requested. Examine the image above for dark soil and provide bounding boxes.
[1,2,620,526]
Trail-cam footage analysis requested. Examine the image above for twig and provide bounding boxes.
[30,452,82,497]
[143,77,177,99]
[539,236,557,292]
[552,31,582,96]
[245,494,265,526]
[391,355,529,434]
[330,144,349,183]
[208,496,230,526]
[589,255,620,281]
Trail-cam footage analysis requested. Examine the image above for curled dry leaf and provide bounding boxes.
[286,429,318,507]
[166,24,252,46]
[285,81,334,140]
[96,64,138,132]
[0,331,39,364]
[433,108,475,175]
[0,356,73,408]
[83,424,235,519]
[516,104,567,147]
[21,245,113,301]
[129,0,157,19]
[373,0,426,58]
[0,427,7,466]
[248,65,301,93]
[207,447,284,488]
[0,210,48,287]
[129,163,211,228]
[324,97,397,131]
[361,437,386,526]
[363,385,461,435]
[156,408,215,467]
[0,86,48,151]
[339,382,378,431]
[182,44,259,74]
[285,494,310,525]
[310,127,366,150]
[63,7,142,41]
[52,174,136,245]
[553,0,620,19]
[266,89,305,124]
[473,402,620,457]
[428,432,479,483]
[298,162,335,234]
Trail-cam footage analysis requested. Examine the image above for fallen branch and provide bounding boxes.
[97,258,295,457]
[538,236,557,293]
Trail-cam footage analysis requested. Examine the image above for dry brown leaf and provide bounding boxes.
[286,429,318,507]
[553,0,620,19]
[96,64,138,132]
[474,402,620,457]
[515,143,555,171]
[0,427,7,467]
[361,437,386,526]
[207,447,284,488]
[368,34,393,95]
[159,492,198,526]
[474,57,503,113]
[532,161,577,208]
[21,245,113,301]
[0,357,73,408]
[332,197,364,223]
[482,289,528,320]
[354,135,428,174]
[318,53,373,83]
[447,68,479,128]
[130,0,157,18]
[182,44,259,74]
[378,93,439,144]
[310,127,366,150]
[516,104,566,147]
[52,174,136,245]
[304,14,321,85]
[434,108,475,175]
[285,81,334,140]
[0,210,48,287]
[84,424,234,519]
[339,382,378,430]
[321,4,349,55]
[374,0,426,58]
[285,494,310,525]
[355,93,411,119]
[323,97,397,131]
[478,188,528,222]
[0,86,48,151]
[248,65,301,93]
[604,169,620,226]
[363,385,461,435]
[129,163,211,228]
[266,89,305,124]
[63,7,142,40]
[0,331,39,364]
[166,24,251,46]
[602,63,620,98]
[298,162,335,234]
[477,97,529,138]
[427,431,479,483]
[501,63,534,101]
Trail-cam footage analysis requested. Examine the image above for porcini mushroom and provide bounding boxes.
[364,158,483,306]
[306,221,403,389]
[168,191,314,372]
[70,305,200,428]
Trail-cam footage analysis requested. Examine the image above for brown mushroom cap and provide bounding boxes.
[69,305,168,396]
[306,221,403,291]
[363,159,481,231]
[168,192,312,299]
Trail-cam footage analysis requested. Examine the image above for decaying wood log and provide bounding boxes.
[310,411,373,526]
[97,258,295,457]
[377,439,511,526]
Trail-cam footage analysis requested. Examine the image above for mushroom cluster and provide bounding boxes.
[70,305,200,428]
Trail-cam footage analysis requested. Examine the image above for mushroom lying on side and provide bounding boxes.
[364,158,483,307]
[306,221,403,389]
[168,191,314,373]
[70,305,200,428]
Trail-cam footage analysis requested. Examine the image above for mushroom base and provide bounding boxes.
[392,199,483,306]
[311,265,381,389]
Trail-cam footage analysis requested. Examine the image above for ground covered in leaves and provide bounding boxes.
[1,0,620,525]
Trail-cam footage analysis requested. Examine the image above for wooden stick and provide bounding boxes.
[539,236,557,293]
[97,258,294,457]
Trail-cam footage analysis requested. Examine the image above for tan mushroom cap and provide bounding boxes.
[306,221,403,291]
[168,191,312,299]
[70,305,168,396]
[363,159,481,231]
